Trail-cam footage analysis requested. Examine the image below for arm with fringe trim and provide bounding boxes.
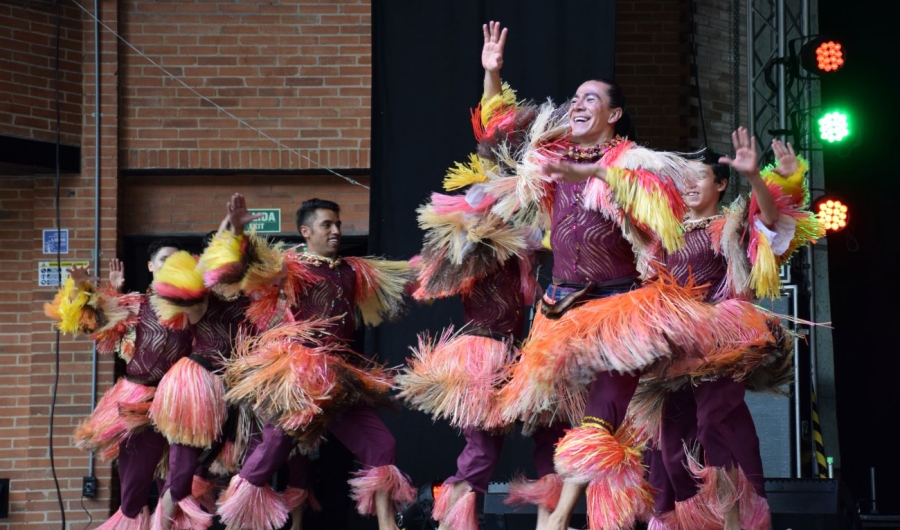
[345,257,414,327]
[43,277,143,357]
[151,250,209,329]
[746,156,826,298]
[472,81,519,142]
[590,141,693,253]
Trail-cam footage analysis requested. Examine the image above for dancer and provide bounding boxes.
[396,23,565,526]
[636,129,822,530]
[45,240,192,529]
[464,21,700,530]
[147,223,254,530]
[202,194,416,530]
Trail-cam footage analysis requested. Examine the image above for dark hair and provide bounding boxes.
[147,237,183,261]
[295,198,340,234]
[591,76,636,140]
[682,147,730,201]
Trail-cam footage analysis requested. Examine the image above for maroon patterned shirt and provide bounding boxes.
[550,179,638,283]
[664,220,727,301]
[191,295,250,369]
[462,258,525,338]
[290,258,358,344]
[126,295,193,384]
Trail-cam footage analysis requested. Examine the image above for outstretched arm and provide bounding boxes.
[224,193,263,236]
[108,258,125,293]
[719,126,779,229]
[482,21,507,99]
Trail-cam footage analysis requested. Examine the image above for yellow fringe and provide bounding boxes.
[52,278,94,334]
[760,156,810,206]
[750,233,781,299]
[198,231,245,279]
[480,81,517,126]
[443,153,490,191]
[349,258,413,327]
[155,251,204,293]
[605,167,686,252]
[240,237,286,293]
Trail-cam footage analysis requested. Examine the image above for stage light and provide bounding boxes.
[799,36,846,75]
[397,481,440,529]
[817,111,850,143]
[813,196,849,232]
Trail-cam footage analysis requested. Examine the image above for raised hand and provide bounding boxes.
[225,193,263,235]
[771,138,799,177]
[482,21,507,73]
[542,160,606,184]
[67,264,97,285]
[108,258,125,293]
[719,126,759,178]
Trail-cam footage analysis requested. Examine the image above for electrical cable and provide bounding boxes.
[49,1,66,527]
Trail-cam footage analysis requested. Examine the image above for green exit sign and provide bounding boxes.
[247,208,282,233]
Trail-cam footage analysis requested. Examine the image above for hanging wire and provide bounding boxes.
[70,0,370,190]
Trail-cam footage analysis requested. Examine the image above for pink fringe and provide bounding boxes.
[504,473,563,511]
[443,491,479,530]
[686,453,739,517]
[208,440,239,476]
[431,483,454,521]
[647,510,680,530]
[75,378,155,462]
[192,475,217,514]
[738,469,772,530]
[150,495,213,530]
[348,465,416,515]
[397,329,515,429]
[283,486,322,512]
[149,357,226,447]
[585,473,655,530]
[97,507,151,530]
[674,494,721,530]
[216,475,288,530]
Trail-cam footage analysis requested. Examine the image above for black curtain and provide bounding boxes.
[369,1,616,493]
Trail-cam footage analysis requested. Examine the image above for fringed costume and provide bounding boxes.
[45,278,192,529]
[201,231,416,530]
[631,157,824,530]
[149,250,253,530]
[397,85,566,528]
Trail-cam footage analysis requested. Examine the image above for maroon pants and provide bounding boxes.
[161,443,205,502]
[241,405,397,489]
[582,370,641,431]
[117,428,167,518]
[658,378,764,502]
[444,424,566,493]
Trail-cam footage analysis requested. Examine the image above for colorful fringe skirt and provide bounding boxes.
[74,377,156,462]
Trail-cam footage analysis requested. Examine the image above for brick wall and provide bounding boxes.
[118,0,372,171]
[0,2,82,146]
[616,0,692,151]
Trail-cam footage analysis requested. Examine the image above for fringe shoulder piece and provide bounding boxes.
[443,153,492,192]
[152,250,208,329]
[709,196,753,302]
[746,156,826,299]
[44,278,143,355]
[345,257,414,327]
[488,100,568,230]
[597,141,692,252]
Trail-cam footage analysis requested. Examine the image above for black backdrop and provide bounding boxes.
[368,0,616,505]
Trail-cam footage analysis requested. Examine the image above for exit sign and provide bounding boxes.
[247,208,282,233]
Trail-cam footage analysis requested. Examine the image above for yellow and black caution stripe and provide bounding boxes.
[812,388,828,478]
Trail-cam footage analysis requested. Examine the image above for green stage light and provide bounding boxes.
[818,111,849,143]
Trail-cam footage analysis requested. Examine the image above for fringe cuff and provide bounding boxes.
[348,464,416,516]
[432,483,478,530]
[674,494,722,530]
[345,257,413,326]
[152,251,208,311]
[647,510,680,530]
[738,469,772,530]
[216,475,288,530]
[149,357,226,447]
[555,425,653,530]
[74,378,155,462]
[191,475,217,514]
[96,507,151,530]
[283,486,322,512]
[504,473,563,512]
[686,453,739,517]
[150,495,213,530]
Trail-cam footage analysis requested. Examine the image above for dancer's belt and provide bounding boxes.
[540,276,639,320]
[188,353,219,373]
[465,327,515,342]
